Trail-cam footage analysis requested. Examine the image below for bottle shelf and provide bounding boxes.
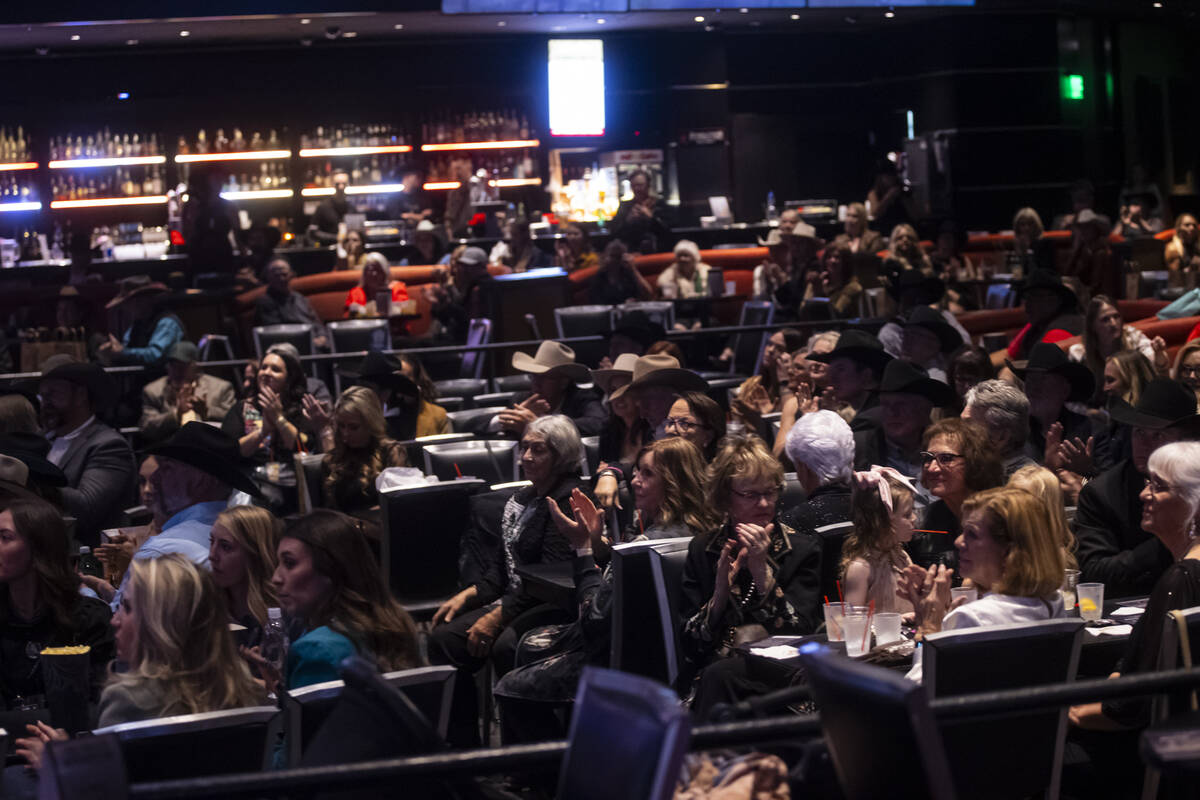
[176,150,292,164]
[0,162,38,172]
[0,201,41,212]
[50,196,167,209]
[422,177,542,191]
[420,139,540,153]
[298,145,412,158]
[301,184,407,197]
[49,156,166,169]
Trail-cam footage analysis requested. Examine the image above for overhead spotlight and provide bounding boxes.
[790,14,800,20]
[393,23,404,29]
[884,8,895,18]
[117,92,130,100]
[179,30,190,37]
[497,20,507,26]
[70,34,80,41]
[739,7,749,13]
[343,31,357,38]
[300,18,311,24]
[596,18,606,24]
[694,15,705,22]
[1153,1,1163,6]
[126,39,138,46]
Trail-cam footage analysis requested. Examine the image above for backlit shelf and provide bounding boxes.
[176,150,292,163]
[50,196,167,209]
[0,201,42,212]
[423,181,461,190]
[301,184,406,197]
[49,155,166,169]
[298,145,413,158]
[420,139,540,152]
[422,178,542,191]
[219,189,294,201]
[0,162,38,172]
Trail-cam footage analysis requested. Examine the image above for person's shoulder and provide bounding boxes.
[86,422,131,449]
[199,372,235,393]
[72,593,113,626]
[98,679,163,728]
[143,375,169,395]
[294,626,357,661]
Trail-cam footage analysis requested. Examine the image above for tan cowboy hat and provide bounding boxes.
[757,229,788,248]
[610,353,707,401]
[105,275,169,309]
[590,353,640,399]
[0,454,37,500]
[789,221,818,239]
[511,341,590,383]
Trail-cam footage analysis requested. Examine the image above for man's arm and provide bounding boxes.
[60,434,136,542]
[117,317,184,366]
[205,378,237,422]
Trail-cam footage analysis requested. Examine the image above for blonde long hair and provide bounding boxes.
[214,505,281,627]
[1007,465,1078,570]
[960,487,1066,598]
[639,437,718,534]
[323,386,400,509]
[108,554,263,716]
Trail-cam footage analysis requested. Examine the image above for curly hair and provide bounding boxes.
[922,417,1004,493]
[636,437,719,534]
[323,386,403,511]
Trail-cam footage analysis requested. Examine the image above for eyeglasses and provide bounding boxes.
[1179,366,1200,378]
[1145,476,1178,494]
[731,487,781,504]
[664,416,707,434]
[920,451,964,467]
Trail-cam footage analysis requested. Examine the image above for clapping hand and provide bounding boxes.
[498,395,546,435]
[301,393,332,431]
[711,539,748,619]
[15,721,68,770]
[1042,421,1066,472]
[1057,435,1094,477]
[546,488,604,550]
[898,563,955,638]
[734,522,774,588]
[258,385,284,427]
[239,645,282,697]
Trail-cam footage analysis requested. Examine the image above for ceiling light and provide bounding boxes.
[497,20,507,27]
[1153,1,1163,6]
[393,23,404,29]
[596,18,606,24]
[790,14,800,20]
[884,10,895,18]
[300,18,311,24]
[126,39,138,45]
[70,34,80,41]
[343,31,357,38]
[179,30,190,37]
[694,15,705,22]
[739,7,748,12]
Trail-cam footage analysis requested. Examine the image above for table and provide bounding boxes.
[516,561,576,610]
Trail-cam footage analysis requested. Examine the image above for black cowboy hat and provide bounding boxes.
[807,329,894,373]
[39,361,118,412]
[1005,342,1095,403]
[878,360,956,407]
[887,270,945,305]
[1017,269,1078,310]
[338,350,420,398]
[0,432,67,487]
[1108,377,1199,431]
[902,306,963,354]
[608,310,666,350]
[145,422,262,497]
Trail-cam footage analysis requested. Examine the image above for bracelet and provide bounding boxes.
[597,467,622,481]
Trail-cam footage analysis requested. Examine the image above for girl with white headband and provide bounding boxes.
[841,466,919,613]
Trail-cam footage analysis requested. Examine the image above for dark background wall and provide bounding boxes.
[0,8,1193,233]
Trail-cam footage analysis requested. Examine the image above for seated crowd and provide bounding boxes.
[1,193,1197,797]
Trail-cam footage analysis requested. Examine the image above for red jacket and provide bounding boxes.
[344,282,408,313]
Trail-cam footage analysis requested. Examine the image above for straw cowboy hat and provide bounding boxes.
[609,354,707,401]
[590,353,640,399]
[511,341,590,383]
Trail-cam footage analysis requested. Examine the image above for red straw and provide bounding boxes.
[836,580,844,614]
[637,513,645,538]
[861,599,875,652]
[453,462,463,478]
[823,595,830,606]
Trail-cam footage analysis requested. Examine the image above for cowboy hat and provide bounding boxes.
[104,275,169,309]
[1006,342,1095,403]
[0,432,67,487]
[902,306,963,354]
[610,354,707,401]
[1108,377,1198,431]
[39,361,118,412]
[511,341,590,383]
[0,454,38,501]
[167,341,200,364]
[338,350,419,398]
[145,422,262,497]
[757,230,789,248]
[590,353,640,399]
[787,221,819,240]
[1017,269,1078,309]
[1072,208,1112,233]
[807,329,894,373]
[877,360,955,407]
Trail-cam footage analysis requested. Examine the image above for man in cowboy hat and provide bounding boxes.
[896,306,968,382]
[140,341,237,443]
[962,379,1037,479]
[807,329,894,423]
[1004,270,1083,362]
[853,360,955,511]
[97,275,184,369]
[39,361,135,546]
[1007,342,1093,458]
[877,272,970,363]
[1074,378,1200,596]
[611,353,707,437]
[1065,208,1120,299]
[94,423,261,612]
[753,229,794,303]
[495,341,605,437]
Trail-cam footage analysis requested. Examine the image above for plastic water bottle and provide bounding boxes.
[261,607,288,675]
[766,191,778,222]
[77,546,103,579]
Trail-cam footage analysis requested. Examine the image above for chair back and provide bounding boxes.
[616,301,675,331]
[581,436,601,477]
[327,320,390,394]
[293,452,326,513]
[523,312,542,340]
[780,472,806,511]
[731,301,774,376]
[707,265,725,297]
[475,390,519,408]
[434,378,489,406]
[445,406,508,436]
[253,323,315,361]
[610,537,693,687]
[557,666,690,800]
[814,520,852,603]
[798,644,956,800]
[460,318,493,380]
[985,283,1017,309]
[93,706,278,783]
[38,735,128,800]
[422,439,519,485]
[1153,605,1200,717]
[554,305,614,368]
[922,618,1085,800]
[493,374,532,393]
[704,377,743,412]
[379,478,487,616]
[286,664,456,765]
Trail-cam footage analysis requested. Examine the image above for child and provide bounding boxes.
[842,466,918,613]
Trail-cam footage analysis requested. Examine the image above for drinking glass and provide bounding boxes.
[823,603,846,642]
[951,586,978,606]
[1061,569,1080,617]
[1077,582,1104,622]
[872,612,903,646]
[842,612,870,657]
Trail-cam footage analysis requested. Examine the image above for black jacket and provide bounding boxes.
[1074,459,1174,597]
[513,386,606,438]
[0,595,115,706]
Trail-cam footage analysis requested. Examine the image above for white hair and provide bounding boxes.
[785,410,854,486]
[1148,441,1200,519]
[527,414,584,476]
[673,239,701,263]
[806,330,840,355]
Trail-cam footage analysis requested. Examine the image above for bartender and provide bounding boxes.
[308,170,355,245]
[610,169,671,254]
[385,170,431,227]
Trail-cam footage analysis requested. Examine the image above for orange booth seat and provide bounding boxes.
[957,299,1168,355]
[568,246,767,304]
[1054,313,1200,366]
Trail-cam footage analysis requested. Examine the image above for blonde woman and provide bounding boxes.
[210,505,282,636]
[1164,213,1200,274]
[1012,206,1053,273]
[1007,465,1078,569]
[319,386,407,514]
[1172,338,1200,405]
[886,223,934,276]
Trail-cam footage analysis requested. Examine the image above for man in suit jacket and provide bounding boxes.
[40,362,136,546]
[140,341,236,443]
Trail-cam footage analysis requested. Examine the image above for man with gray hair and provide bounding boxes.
[962,379,1037,478]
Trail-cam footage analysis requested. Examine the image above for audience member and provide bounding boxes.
[878,273,970,363]
[802,244,861,318]
[1007,465,1078,569]
[962,380,1036,478]
[930,220,979,284]
[489,220,550,273]
[919,418,1004,544]
[734,328,804,417]
[1011,206,1054,275]
[1172,338,1200,405]
[773,332,840,457]
[622,353,707,439]
[40,362,136,546]
[882,223,933,280]
[426,246,492,344]
[656,239,711,300]
[1074,377,1196,596]
[209,504,280,644]
[1053,179,1096,230]
[340,350,449,441]
[1069,296,1167,398]
[254,258,329,349]
[842,467,918,613]
[946,344,996,412]
[98,277,184,369]
[587,240,653,305]
[783,221,822,287]
[498,341,605,438]
[0,498,114,707]
[1010,342,1094,460]
[1065,209,1119,298]
[140,341,236,443]
[554,223,598,273]
[610,169,670,253]
[867,162,919,234]
[0,433,68,509]
[807,329,893,420]
[782,410,854,538]
[385,169,431,226]
[602,311,664,368]
[1111,196,1157,240]
[334,228,367,271]
[318,386,407,514]
[0,390,38,435]
[1164,213,1200,274]
[257,510,421,691]
[680,436,821,715]
[897,306,967,381]
[406,219,447,265]
[833,202,884,255]
[1006,270,1083,361]
[308,170,354,245]
[1090,350,1157,473]
[591,353,647,469]
[903,487,1066,680]
[224,345,322,465]
[665,392,726,462]
[751,230,794,303]
[344,253,409,319]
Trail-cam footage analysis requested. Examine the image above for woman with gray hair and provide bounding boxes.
[1069,441,1200,791]
[781,411,854,559]
[656,239,711,301]
[962,379,1036,478]
[429,414,588,743]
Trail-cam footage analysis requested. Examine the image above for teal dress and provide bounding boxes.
[287,625,358,689]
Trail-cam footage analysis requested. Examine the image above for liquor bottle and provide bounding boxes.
[214,129,229,153]
[177,136,189,156]
[232,128,246,151]
[196,129,208,154]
